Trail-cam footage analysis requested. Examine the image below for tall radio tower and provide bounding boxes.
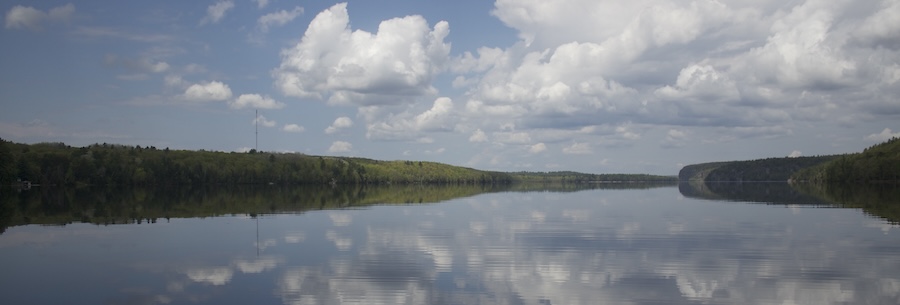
[255,109,259,151]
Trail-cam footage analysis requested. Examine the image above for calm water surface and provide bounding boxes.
[1,185,899,305]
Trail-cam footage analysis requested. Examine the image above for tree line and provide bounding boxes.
[791,137,900,183]
[0,140,512,186]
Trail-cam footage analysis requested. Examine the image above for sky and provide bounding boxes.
[1,0,899,175]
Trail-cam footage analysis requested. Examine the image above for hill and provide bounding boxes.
[792,137,900,183]
[0,140,512,186]
[0,139,672,187]
[678,156,838,182]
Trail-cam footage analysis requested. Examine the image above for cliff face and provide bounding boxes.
[679,156,837,182]
[678,162,727,181]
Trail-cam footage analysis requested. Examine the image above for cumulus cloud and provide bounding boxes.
[201,0,234,25]
[325,116,353,134]
[865,128,900,142]
[493,131,532,144]
[253,0,270,9]
[253,115,276,127]
[452,0,900,148]
[5,3,74,31]
[183,81,233,102]
[258,6,303,32]
[283,124,305,133]
[469,129,488,142]
[667,129,686,141]
[328,141,352,153]
[365,97,455,140]
[662,128,688,148]
[164,74,188,89]
[788,150,802,158]
[562,142,592,155]
[529,143,547,154]
[231,94,285,109]
[273,3,451,106]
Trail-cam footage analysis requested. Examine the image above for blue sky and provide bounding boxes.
[2,0,899,175]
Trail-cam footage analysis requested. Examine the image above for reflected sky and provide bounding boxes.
[1,187,899,305]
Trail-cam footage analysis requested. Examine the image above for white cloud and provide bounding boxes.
[452,0,900,148]
[469,129,488,142]
[662,128,688,148]
[655,65,738,103]
[865,128,900,142]
[325,116,353,134]
[562,142,592,155]
[253,115,276,128]
[493,131,531,144]
[413,97,454,131]
[273,3,451,106]
[283,124,305,133]
[529,143,547,154]
[164,74,188,89]
[201,0,234,25]
[328,141,352,153]
[183,81,232,102]
[667,129,686,141]
[365,98,456,141]
[258,6,303,32]
[4,3,74,31]
[231,94,285,109]
[253,0,270,9]
[788,150,802,158]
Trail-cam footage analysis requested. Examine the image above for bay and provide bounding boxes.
[1,183,899,305]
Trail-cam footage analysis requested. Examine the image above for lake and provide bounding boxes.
[1,183,899,305]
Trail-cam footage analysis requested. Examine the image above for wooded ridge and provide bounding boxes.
[0,139,673,186]
[679,137,899,184]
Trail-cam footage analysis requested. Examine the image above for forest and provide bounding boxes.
[0,139,674,187]
[678,156,838,182]
[791,137,900,183]
[0,140,511,186]
[679,138,900,184]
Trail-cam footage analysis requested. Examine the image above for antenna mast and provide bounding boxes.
[255,109,258,151]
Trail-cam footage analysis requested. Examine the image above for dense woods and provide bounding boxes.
[0,139,674,187]
[679,138,900,184]
[0,139,513,186]
[679,156,838,182]
[791,137,900,183]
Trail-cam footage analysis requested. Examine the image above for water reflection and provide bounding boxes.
[1,183,673,234]
[1,185,899,305]
[679,181,900,223]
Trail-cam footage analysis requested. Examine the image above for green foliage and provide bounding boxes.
[0,139,15,185]
[0,140,675,187]
[792,137,900,183]
[0,141,514,186]
[680,156,838,182]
